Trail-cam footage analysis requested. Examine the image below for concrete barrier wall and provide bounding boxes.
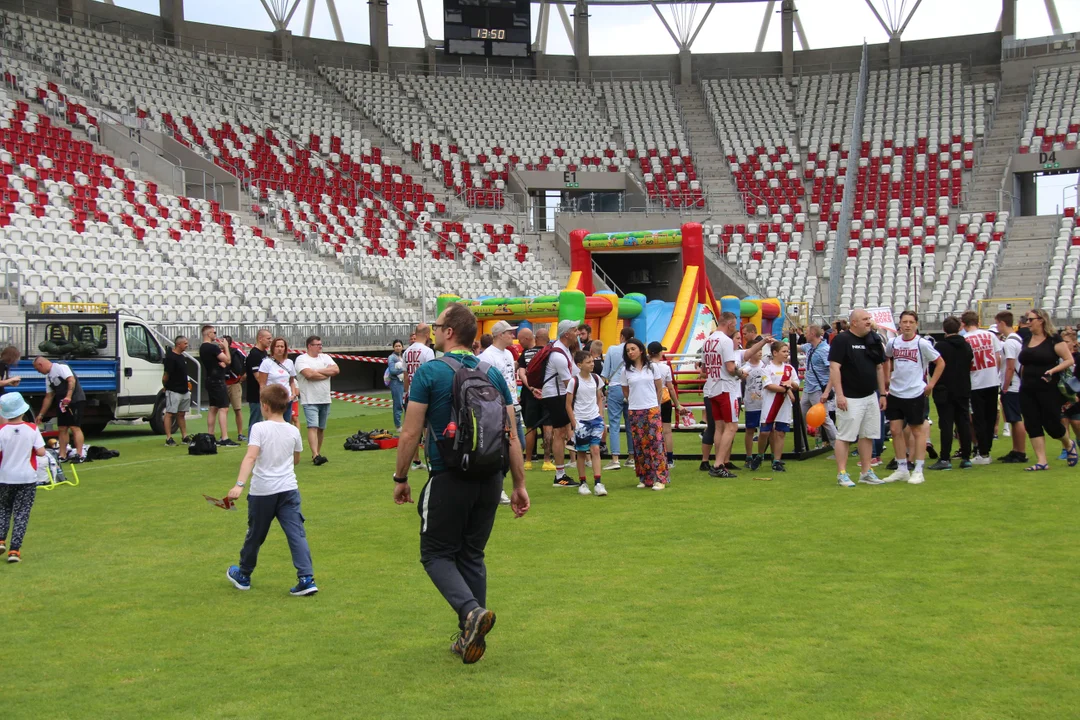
[99,123,184,195]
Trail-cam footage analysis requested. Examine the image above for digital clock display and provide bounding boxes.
[445,0,531,58]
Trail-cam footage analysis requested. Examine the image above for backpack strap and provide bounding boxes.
[543,346,571,396]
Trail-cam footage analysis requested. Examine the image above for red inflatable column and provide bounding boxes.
[569,228,594,296]
[681,222,707,305]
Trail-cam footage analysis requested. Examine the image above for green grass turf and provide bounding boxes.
[5,400,1080,719]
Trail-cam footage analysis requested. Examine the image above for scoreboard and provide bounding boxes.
[444,0,531,58]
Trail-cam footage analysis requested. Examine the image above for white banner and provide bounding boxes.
[866,307,897,338]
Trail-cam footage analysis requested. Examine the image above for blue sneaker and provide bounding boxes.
[837,472,856,487]
[1059,449,1069,460]
[290,575,318,596]
[227,565,250,591]
[859,469,884,485]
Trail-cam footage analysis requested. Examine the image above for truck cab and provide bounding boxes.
[7,309,197,435]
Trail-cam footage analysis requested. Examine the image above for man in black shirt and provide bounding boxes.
[162,335,191,446]
[244,329,271,427]
[198,324,237,447]
[828,309,887,487]
[515,327,543,467]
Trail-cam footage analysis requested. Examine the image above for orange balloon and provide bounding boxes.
[806,403,827,429]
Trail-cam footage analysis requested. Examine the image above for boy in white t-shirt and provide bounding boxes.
[0,393,46,563]
[754,342,799,472]
[566,351,608,497]
[739,347,766,468]
[225,384,317,597]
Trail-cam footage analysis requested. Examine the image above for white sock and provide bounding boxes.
[915,460,924,472]
[897,459,908,471]
[555,465,565,479]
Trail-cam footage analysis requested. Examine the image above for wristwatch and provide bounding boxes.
[235,481,245,487]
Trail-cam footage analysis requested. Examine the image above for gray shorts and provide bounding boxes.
[165,391,191,414]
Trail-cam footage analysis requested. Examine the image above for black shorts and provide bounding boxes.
[660,400,673,424]
[885,394,926,425]
[58,401,84,427]
[1001,391,1023,424]
[207,379,229,409]
[540,395,571,429]
[521,392,544,430]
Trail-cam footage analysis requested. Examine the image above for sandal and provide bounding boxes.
[1024,464,1050,472]
[1067,444,1078,468]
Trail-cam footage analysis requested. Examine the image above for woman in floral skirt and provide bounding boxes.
[622,339,669,490]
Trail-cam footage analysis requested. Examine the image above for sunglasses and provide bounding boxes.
[1024,316,1039,322]
[431,323,447,331]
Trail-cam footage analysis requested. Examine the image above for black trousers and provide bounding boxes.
[1019,382,1067,440]
[969,386,999,457]
[933,388,972,461]
[418,469,503,629]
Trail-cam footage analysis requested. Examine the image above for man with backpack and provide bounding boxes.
[393,302,529,665]
[530,320,579,487]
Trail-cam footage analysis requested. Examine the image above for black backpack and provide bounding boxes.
[188,433,218,455]
[430,356,509,474]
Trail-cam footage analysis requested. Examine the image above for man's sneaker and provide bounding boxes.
[772,460,786,472]
[553,477,580,488]
[164,437,177,447]
[749,455,763,471]
[709,465,737,478]
[411,461,424,471]
[928,459,952,471]
[455,606,496,664]
[499,491,511,505]
[227,566,250,590]
[907,470,925,485]
[952,449,964,459]
[881,468,910,484]
[6,550,20,563]
[859,470,884,485]
[594,482,608,497]
[523,461,533,471]
[217,438,240,447]
[577,482,592,496]
[290,575,318,596]
[698,461,711,472]
[237,433,248,442]
[724,462,738,471]
[837,473,856,488]
[959,459,973,469]
[1000,452,1028,464]
[69,456,90,464]
[651,482,666,491]
[541,461,557,472]
[925,443,939,460]
[886,458,899,471]
[603,461,621,471]
[743,457,753,469]
[627,457,636,468]
[181,435,193,443]
[972,454,992,465]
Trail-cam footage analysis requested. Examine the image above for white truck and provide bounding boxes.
[8,311,197,435]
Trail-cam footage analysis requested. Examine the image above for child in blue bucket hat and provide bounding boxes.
[0,392,46,563]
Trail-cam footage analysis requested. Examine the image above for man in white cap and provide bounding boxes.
[535,320,579,487]
[478,320,518,505]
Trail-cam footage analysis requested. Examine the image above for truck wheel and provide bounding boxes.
[81,420,111,436]
[148,394,166,435]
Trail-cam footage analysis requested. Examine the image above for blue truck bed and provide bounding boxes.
[5,359,120,395]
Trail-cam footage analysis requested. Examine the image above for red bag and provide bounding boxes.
[524,343,569,393]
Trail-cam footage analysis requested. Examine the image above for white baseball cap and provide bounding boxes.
[490,320,517,335]
[556,319,578,338]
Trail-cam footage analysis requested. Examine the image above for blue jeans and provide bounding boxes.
[606,385,632,457]
[514,404,525,450]
[390,379,404,428]
[239,489,313,578]
[248,402,263,428]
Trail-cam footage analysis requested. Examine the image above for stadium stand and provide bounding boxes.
[1041,207,1080,319]
[1019,63,1080,153]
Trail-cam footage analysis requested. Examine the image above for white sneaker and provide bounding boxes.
[651,482,666,491]
[636,482,647,488]
[594,482,608,496]
[881,468,910,483]
[859,470,885,485]
[585,458,592,468]
[627,457,636,468]
[907,470,925,485]
[499,491,511,505]
[603,461,621,471]
[972,455,991,465]
[578,482,592,496]
[1003,424,1012,438]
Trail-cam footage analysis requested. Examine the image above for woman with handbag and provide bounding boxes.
[1017,309,1077,471]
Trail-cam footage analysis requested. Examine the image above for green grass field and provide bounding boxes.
[5,399,1080,719]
